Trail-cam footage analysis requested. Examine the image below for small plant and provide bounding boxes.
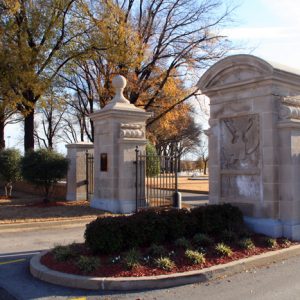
[52,245,74,262]
[76,255,100,274]
[193,233,213,247]
[221,230,238,243]
[263,237,277,249]
[215,243,233,257]
[123,248,141,270]
[154,257,175,271]
[174,237,191,250]
[111,255,121,264]
[185,250,206,265]
[282,238,292,247]
[148,244,167,258]
[238,238,255,250]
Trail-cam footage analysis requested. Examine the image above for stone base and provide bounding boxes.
[244,217,283,238]
[90,198,136,214]
[66,192,86,201]
[283,222,300,240]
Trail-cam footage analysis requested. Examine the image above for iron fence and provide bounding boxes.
[85,151,94,201]
[135,146,178,211]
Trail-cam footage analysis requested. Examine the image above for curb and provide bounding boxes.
[0,218,96,232]
[30,245,300,291]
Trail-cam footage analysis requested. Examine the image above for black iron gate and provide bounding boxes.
[85,151,94,201]
[135,146,178,211]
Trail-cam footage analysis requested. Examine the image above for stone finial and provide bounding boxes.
[111,75,130,105]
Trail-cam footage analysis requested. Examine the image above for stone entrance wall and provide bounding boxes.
[198,54,300,239]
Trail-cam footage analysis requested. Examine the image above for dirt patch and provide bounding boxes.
[0,190,109,224]
[41,236,295,278]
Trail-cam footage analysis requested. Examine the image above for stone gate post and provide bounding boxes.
[66,142,94,201]
[89,75,151,213]
[198,54,300,239]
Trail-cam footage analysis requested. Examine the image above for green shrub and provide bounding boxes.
[282,238,292,247]
[185,250,205,265]
[190,204,245,236]
[174,237,191,250]
[123,248,140,270]
[154,257,175,271]
[21,149,69,202]
[215,243,232,257]
[52,245,74,262]
[238,238,255,250]
[193,233,213,247]
[263,237,277,249]
[146,143,160,177]
[0,149,22,196]
[85,204,246,255]
[148,244,167,258]
[220,230,238,243]
[76,255,100,274]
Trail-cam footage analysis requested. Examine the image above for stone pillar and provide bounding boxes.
[66,143,94,201]
[89,75,151,213]
[197,54,300,238]
[278,98,300,239]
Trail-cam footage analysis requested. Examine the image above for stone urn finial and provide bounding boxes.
[111,75,130,104]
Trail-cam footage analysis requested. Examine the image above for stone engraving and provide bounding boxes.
[279,95,300,120]
[221,114,260,170]
[120,123,144,139]
[221,175,260,200]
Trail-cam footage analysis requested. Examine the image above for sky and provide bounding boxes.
[6,0,300,153]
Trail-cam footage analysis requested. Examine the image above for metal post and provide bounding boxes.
[85,150,89,202]
[173,153,181,209]
[135,146,139,213]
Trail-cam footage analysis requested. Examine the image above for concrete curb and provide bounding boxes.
[30,245,300,291]
[0,218,96,232]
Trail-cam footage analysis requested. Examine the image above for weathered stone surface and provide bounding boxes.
[198,54,300,239]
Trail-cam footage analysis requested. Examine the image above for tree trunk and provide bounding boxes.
[0,120,5,150]
[24,109,35,152]
[204,160,208,175]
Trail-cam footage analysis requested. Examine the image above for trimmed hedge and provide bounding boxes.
[85,204,245,254]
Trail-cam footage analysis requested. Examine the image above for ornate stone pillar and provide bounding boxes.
[278,96,300,239]
[89,75,151,213]
[66,142,94,201]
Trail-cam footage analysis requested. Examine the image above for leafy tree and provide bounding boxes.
[0,149,22,196]
[60,0,234,142]
[146,143,160,177]
[21,149,69,202]
[0,0,95,151]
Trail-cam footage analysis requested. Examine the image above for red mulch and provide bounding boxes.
[41,236,296,278]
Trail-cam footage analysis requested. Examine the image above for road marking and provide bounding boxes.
[0,258,26,265]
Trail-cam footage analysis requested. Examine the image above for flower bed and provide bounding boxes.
[40,205,297,278]
[41,235,296,277]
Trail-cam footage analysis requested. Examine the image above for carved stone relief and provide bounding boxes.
[221,114,260,170]
[221,175,260,201]
[279,95,300,120]
[120,123,144,139]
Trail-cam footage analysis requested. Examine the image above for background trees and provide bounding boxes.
[0,0,235,154]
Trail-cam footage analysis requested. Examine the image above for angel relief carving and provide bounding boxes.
[221,115,260,170]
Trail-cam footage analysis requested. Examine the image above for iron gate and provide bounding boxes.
[85,151,94,201]
[135,146,178,211]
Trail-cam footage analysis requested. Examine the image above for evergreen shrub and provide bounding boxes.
[85,204,245,255]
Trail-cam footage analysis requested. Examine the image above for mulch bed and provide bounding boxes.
[25,201,90,208]
[41,236,296,278]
